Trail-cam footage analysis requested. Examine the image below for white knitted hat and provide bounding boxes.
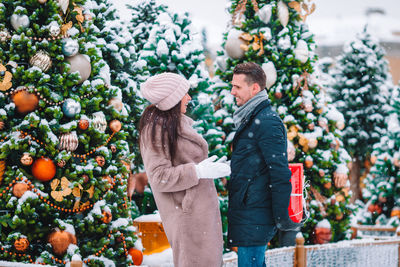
[140,73,190,111]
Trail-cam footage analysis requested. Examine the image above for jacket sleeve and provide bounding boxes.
[256,117,302,231]
[140,131,199,193]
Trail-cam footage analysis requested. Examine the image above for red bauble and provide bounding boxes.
[32,158,56,182]
[128,248,143,265]
[78,119,89,130]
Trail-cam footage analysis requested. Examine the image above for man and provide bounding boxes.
[228,62,302,267]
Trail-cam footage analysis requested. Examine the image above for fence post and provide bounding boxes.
[295,234,305,267]
[397,229,400,267]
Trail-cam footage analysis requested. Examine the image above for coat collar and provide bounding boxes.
[232,100,270,147]
[180,115,208,156]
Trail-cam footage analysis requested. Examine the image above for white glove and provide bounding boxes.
[195,155,231,179]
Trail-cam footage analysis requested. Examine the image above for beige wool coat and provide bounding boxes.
[140,115,223,267]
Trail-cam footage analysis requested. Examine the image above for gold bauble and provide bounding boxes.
[101,210,112,224]
[13,183,29,198]
[12,90,39,114]
[48,230,77,256]
[96,155,105,167]
[14,237,29,252]
[109,120,122,132]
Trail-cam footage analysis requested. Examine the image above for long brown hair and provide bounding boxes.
[139,102,181,161]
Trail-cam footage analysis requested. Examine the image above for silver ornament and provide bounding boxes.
[62,99,81,118]
[10,14,30,31]
[49,24,60,37]
[30,50,52,72]
[91,112,107,132]
[0,29,11,42]
[58,131,78,151]
[62,38,79,57]
[66,54,91,84]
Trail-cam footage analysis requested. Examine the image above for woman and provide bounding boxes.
[139,73,230,267]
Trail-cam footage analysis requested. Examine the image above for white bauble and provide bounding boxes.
[257,4,272,24]
[66,54,91,84]
[294,40,309,63]
[308,138,318,149]
[10,14,30,31]
[262,62,277,89]
[225,29,246,60]
[277,1,289,27]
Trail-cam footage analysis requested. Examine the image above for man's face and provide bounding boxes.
[231,74,258,106]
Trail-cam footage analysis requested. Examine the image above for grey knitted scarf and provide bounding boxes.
[233,90,269,129]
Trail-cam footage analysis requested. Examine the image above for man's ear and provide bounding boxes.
[252,83,261,96]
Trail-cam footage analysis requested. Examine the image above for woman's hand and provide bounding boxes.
[195,155,231,179]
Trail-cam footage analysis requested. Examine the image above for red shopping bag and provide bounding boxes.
[288,163,304,223]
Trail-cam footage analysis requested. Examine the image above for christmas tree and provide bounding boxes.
[212,0,352,244]
[89,0,145,176]
[0,0,140,265]
[128,0,168,53]
[356,85,399,226]
[330,27,392,202]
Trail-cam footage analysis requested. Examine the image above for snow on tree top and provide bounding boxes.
[317,219,331,229]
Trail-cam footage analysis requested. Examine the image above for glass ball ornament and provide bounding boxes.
[0,29,11,42]
[91,112,107,132]
[109,120,122,132]
[66,53,91,84]
[12,89,39,113]
[49,22,60,37]
[62,38,79,57]
[13,183,29,198]
[78,119,89,130]
[21,152,33,166]
[62,99,81,118]
[108,97,123,112]
[30,50,52,72]
[38,0,47,3]
[10,14,30,31]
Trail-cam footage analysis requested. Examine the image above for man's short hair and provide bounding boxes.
[233,62,266,90]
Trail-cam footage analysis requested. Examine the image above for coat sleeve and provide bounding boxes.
[140,132,199,193]
[256,117,302,231]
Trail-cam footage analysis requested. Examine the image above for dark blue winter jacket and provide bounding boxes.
[227,100,301,247]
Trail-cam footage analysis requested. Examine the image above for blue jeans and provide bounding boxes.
[237,245,267,267]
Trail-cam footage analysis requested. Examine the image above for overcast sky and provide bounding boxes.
[114,0,399,48]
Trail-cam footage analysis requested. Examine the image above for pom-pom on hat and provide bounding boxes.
[140,72,190,111]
